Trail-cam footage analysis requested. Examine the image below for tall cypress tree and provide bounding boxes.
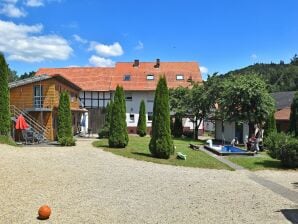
[0,53,11,136]
[149,76,174,159]
[57,91,74,145]
[109,85,128,148]
[137,100,147,137]
[264,111,277,136]
[289,92,298,136]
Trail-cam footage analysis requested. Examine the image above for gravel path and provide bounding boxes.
[0,139,297,224]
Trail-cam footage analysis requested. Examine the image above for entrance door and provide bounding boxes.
[235,122,243,143]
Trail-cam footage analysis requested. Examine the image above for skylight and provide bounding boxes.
[147,74,154,80]
[176,74,184,80]
[123,74,131,81]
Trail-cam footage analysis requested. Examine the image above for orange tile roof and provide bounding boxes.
[275,107,291,121]
[36,61,202,91]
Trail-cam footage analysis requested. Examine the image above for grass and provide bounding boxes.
[93,136,233,170]
[227,152,286,171]
[0,135,17,146]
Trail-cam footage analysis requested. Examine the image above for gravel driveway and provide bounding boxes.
[0,139,297,223]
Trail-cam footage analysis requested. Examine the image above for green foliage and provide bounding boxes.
[264,132,298,168]
[137,100,147,137]
[59,137,76,146]
[264,132,288,159]
[18,71,35,80]
[219,75,275,127]
[280,138,298,168]
[289,92,298,136]
[0,53,11,136]
[0,135,17,146]
[109,85,128,148]
[173,115,183,138]
[149,76,174,159]
[169,86,190,116]
[264,111,277,136]
[98,101,113,138]
[225,60,298,92]
[57,91,75,146]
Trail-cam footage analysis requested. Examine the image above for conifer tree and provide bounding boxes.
[264,111,277,136]
[137,100,147,137]
[289,92,298,136]
[98,101,113,138]
[0,53,11,136]
[57,91,75,146]
[109,86,128,147]
[149,76,174,159]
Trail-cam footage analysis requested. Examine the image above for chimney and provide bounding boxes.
[133,59,139,67]
[155,58,160,68]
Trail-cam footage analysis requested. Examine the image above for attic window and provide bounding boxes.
[146,74,154,80]
[176,74,184,80]
[123,74,131,81]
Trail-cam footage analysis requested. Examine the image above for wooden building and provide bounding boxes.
[9,74,87,141]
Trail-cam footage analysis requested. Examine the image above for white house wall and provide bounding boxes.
[215,120,249,143]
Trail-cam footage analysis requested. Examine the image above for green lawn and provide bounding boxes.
[227,152,286,171]
[0,135,17,146]
[93,136,233,170]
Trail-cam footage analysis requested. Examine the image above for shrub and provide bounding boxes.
[59,137,76,146]
[149,76,174,159]
[98,101,113,138]
[109,86,128,148]
[137,100,147,137]
[264,132,288,159]
[280,138,298,168]
[98,126,109,138]
[182,130,194,138]
[265,132,298,168]
[173,115,183,138]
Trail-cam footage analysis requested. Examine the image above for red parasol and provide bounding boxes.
[15,114,29,130]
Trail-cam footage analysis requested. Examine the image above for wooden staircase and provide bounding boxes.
[10,105,51,142]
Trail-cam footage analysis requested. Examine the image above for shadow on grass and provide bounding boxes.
[254,160,296,170]
[279,209,298,224]
[131,152,155,158]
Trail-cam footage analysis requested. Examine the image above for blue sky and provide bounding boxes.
[1,0,298,79]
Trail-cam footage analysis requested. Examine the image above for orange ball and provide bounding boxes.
[38,205,51,220]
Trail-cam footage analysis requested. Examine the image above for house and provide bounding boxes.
[271,91,295,132]
[9,74,86,141]
[214,91,296,143]
[36,59,203,134]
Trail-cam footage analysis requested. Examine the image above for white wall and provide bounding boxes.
[125,91,155,127]
[215,120,249,143]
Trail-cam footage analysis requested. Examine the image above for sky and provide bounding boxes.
[1,0,298,79]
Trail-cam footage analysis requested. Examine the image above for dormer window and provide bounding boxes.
[176,74,184,80]
[123,74,131,81]
[147,74,154,80]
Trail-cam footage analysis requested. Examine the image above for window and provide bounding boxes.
[123,74,131,81]
[146,74,154,80]
[147,112,153,122]
[129,114,135,122]
[176,74,184,80]
[33,85,43,108]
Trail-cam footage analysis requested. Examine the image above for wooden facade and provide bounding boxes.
[9,75,85,141]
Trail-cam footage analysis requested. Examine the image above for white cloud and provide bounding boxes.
[200,66,208,74]
[0,3,26,17]
[89,42,123,57]
[89,55,115,67]
[251,54,258,60]
[73,34,88,44]
[25,0,44,7]
[0,20,73,63]
[134,41,144,50]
